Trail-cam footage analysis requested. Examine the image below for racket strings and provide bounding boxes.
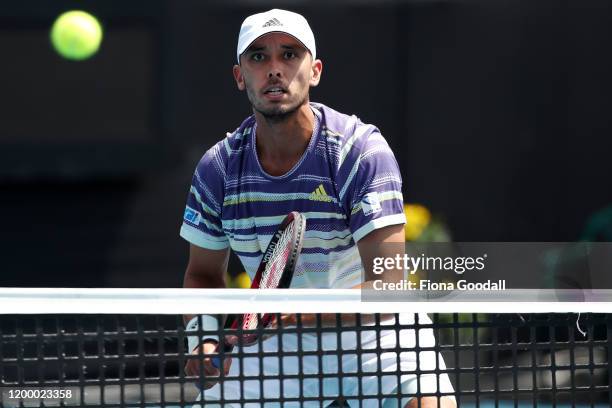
[240,220,298,333]
[260,221,296,289]
[242,313,259,331]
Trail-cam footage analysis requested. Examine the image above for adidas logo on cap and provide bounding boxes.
[262,18,283,27]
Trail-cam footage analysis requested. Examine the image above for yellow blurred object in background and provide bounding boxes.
[231,271,252,288]
[403,204,432,241]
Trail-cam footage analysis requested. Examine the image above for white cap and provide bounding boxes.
[236,9,316,64]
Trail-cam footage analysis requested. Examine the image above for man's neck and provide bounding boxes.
[254,103,315,176]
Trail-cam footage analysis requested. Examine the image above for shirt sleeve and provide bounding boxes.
[179,143,229,250]
[345,132,406,242]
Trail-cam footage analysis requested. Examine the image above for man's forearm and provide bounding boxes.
[182,269,226,324]
[183,270,226,289]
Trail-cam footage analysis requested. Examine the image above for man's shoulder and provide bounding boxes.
[192,116,255,183]
[312,102,361,134]
[313,102,384,161]
[314,102,380,139]
[221,114,256,151]
[200,115,255,161]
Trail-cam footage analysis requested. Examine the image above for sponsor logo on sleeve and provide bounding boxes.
[361,192,382,216]
[183,206,201,225]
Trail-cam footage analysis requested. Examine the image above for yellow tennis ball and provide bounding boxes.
[50,10,103,61]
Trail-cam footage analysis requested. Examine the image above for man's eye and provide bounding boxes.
[251,53,264,61]
[284,51,296,59]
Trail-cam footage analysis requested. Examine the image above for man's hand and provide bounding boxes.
[184,341,233,390]
[272,314,298,328]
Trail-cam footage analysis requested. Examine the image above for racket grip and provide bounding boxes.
[211,343,234,369]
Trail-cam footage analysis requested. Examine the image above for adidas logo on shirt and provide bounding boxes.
[262,18,283,27]
[310,184,333,202]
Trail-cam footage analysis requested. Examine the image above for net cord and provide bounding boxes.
[0,288,611,314]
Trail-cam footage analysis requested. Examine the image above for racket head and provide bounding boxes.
[227,211,306,346]
[251,211,306,290]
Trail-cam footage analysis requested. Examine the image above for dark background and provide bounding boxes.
[1,0,611,287]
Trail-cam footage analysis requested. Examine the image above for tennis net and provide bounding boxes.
[0,289,610,407]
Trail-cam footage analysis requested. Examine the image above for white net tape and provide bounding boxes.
[0,288,610,314]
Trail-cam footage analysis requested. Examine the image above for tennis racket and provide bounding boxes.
[211,211,306,368]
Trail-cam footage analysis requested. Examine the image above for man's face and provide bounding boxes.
[233,33,322,120]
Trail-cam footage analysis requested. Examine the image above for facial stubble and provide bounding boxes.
[244,79,310,125]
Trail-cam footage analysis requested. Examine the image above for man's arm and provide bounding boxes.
[356,223,405,286]
[183,244,229,289]
[183,244,231,386]
[183,244,230,320]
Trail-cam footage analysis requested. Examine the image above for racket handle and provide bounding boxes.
[211,342,234,369]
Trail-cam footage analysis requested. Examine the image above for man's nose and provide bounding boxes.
[267,69,282,78]
[267,59,282,78]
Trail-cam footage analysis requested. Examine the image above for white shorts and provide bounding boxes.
[194,313,454,408]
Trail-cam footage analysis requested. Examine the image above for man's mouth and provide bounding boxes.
[264,86,286,95]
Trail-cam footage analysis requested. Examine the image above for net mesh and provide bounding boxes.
[0,290,610,408]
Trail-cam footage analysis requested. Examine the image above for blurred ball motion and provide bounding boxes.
[50,10,103,60]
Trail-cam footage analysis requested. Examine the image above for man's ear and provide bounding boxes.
[310,58,323,87]
[233,64,245,91]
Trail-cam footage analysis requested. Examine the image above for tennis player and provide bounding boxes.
[180,8,455,408]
